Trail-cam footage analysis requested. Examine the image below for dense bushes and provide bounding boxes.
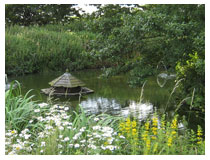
[176,52,205,112]
[6,25,99,75]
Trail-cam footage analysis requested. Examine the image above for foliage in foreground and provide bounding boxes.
[5,86,205,155]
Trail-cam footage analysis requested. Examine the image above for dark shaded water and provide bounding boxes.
[9,69,204,131]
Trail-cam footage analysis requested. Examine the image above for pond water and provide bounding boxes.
[9,69,204,131]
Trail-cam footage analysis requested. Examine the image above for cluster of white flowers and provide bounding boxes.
[5,102,122,155]
[5,129,34,155]
[5,103,73,155]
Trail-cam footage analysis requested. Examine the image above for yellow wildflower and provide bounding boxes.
[132,121,137,128]
[171,118,177,129]
[197,141,202,144]
[168,137,173,147]
[197,125,203,145]
[152,127,158,135]
[171,131,176,135]
[132,128,137,136]
[142,132,148,141]
[145,121,150,130]
[161,115,166,130]
[126,118,131,125]
[151,117,158,136]
[146,138,151,150]
[152,117,158,126]
[151,136,156,140]
[197,131,202,136]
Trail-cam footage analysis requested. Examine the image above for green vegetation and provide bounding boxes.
[5,85,205,155]
[5,4,205,155]
[6,25,99,75]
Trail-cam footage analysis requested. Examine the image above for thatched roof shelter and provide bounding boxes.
[41,70,94,96]
[49,72,85,88]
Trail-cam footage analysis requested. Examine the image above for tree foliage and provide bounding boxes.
[5,4,81,26]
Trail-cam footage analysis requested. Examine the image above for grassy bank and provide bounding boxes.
[5,83,205,155]
[6,25,101,76]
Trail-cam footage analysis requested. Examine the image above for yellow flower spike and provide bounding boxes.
[132,121,137,128]
[197,141,202,144]
[132,128,138,137]
[119,122,125,127]
[145,121,150,130]
[151,136,157,140]
[126,118,131,124]
[168,137,173,147]
[142,131,148,141]
[146,138,151,150]
[152,117,158,126]
[197,125,203,144]
[197,131,202,136]
[171,117,178,129]
[171,131,176,135]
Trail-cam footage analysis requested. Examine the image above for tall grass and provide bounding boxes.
[6,25,99,75]
[5,81,49,132]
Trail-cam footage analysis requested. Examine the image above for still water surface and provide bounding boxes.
[9,69,204,131]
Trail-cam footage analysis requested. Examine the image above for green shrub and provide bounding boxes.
[176,52,205,112]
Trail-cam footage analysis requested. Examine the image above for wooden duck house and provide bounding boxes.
[41,71,94,96]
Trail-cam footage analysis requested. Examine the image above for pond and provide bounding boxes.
[9,69,204,131]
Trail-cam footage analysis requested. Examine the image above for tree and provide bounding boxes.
[5,4,81,26]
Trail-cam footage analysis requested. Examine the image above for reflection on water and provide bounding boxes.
[81,97,121,115]
[81,97,155,121]
[121,101,154,121]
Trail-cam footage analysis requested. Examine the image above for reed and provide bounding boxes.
[5,81,49,132]
[6,25,98,75]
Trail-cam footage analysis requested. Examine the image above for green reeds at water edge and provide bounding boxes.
[5,82,205,155]
[5,81,50,132]
[6,25,99,76]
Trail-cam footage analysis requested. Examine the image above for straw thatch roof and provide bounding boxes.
[49,72,85,88]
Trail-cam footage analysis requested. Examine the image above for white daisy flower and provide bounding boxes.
[94,117,100,122]
[29,120,33,123]
[80,127,86,132]
[24,134,31,140]
[58,144,63,148]
[64,137,70,142]
[58,126,64,130]
[34,109,40,113]
[38,103,48,108]
[74,144,80,148]
[92,125,101,130]
[64,107,69,111]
